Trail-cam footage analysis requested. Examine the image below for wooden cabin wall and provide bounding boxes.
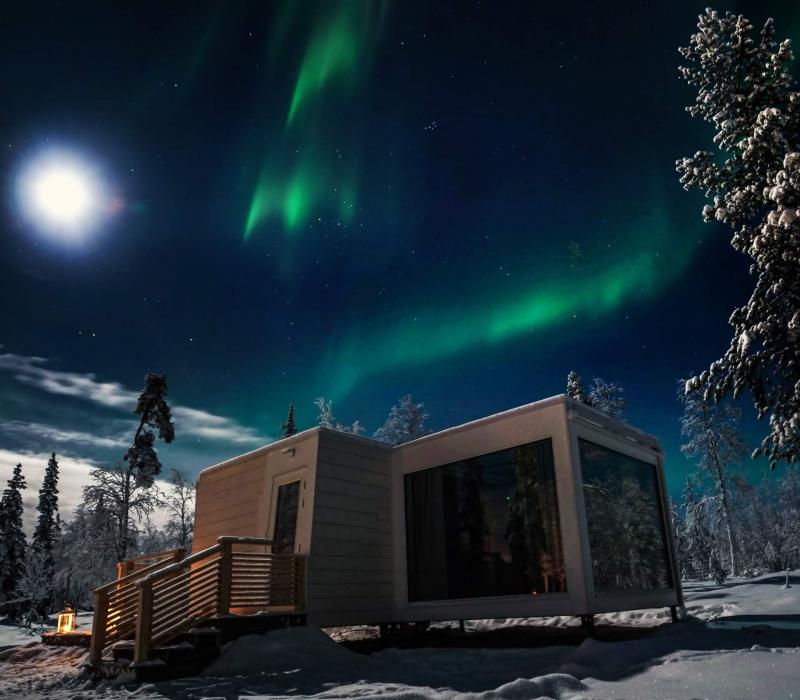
[307,431,394,626]
[193,452,268,552]
[193,433,320,555]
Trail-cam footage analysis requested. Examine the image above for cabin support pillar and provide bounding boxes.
[580,614,594,635]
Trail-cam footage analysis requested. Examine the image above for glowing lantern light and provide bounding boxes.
[56,605,76,634]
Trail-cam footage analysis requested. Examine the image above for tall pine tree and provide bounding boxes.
[32,453,59,611]
[0,463,27,608]
[281,403,297,438]
[566,371,590,405]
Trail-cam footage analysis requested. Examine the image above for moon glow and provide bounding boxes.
[17,149,108,242]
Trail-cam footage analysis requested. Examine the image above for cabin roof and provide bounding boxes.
[198,394,660,479]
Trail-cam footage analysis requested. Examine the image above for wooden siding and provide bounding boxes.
[193,432,320,557]
[308,431,394,626]
[194,454,266,552]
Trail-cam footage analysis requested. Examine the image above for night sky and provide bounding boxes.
[2,1,799,521]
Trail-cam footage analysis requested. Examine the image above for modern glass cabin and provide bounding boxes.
[192,395,683,628]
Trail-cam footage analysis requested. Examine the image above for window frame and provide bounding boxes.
[569,421,679,602]
[402,437,567,604]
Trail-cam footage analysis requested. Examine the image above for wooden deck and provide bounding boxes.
[87,537,306,678]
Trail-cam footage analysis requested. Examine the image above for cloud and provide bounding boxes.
[0,420,129,450]
[0,449,173,535]
[0,351,268,447]
[0,352,136,409]
[171,407,265,445]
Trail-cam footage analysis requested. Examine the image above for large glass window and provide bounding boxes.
[404,439,566,602]
[579,440,672,592]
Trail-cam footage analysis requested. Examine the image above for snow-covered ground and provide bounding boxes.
[1,572,798,699]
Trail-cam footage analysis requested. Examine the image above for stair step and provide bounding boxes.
[176,627,222,650]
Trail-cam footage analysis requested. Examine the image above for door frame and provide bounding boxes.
[267,468,306,553]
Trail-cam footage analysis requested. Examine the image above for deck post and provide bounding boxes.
[88,588,109,664]
[218,539,233,615]
[134,580,154,665]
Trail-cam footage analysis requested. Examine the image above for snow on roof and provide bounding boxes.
[198,394,660,478]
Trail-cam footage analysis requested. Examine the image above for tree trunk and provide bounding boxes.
[119,469,132,562]
[716,470,739,577]
[702,404,740,578]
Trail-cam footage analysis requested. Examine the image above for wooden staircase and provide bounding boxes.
[87,537,307,680]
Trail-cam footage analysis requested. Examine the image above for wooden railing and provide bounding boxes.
[89,556,184,664]
[88,537,307,666]
[117,547,186,580]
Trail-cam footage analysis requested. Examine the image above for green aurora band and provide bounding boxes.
[245,2,385,238]
[239,5,707,405]
[315,205,699,399]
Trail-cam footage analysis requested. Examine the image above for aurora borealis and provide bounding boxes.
[3,0,800,512]
[245,2,386,237]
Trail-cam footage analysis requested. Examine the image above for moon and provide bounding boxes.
[16,149,110,242]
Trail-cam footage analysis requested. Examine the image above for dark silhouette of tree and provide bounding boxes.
[125,373,175,487]
[31,452,59,613]
[281,403,297,438]
[0,463,27,615]
[566,371,590,404]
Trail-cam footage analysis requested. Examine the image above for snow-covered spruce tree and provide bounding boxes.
[281,403,297,438]
[373,395,430,446]
[31,452,59,612]
[677,9,800,467]
[0,463,27,615]
[314,397,363,434]
[160,468,196,550]
[679,382,748,576]
[588,378,626,420]
[566,371,590,405]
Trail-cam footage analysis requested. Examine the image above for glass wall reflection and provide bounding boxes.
[579,439,672,592]
[404,439,566,602]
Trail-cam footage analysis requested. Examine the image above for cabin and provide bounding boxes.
[86,395,683,677]
[194,394,683,626]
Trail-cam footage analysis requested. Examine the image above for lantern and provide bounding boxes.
[56,605,76,634]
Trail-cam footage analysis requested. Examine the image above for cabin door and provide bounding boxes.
[269,469,305,554]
